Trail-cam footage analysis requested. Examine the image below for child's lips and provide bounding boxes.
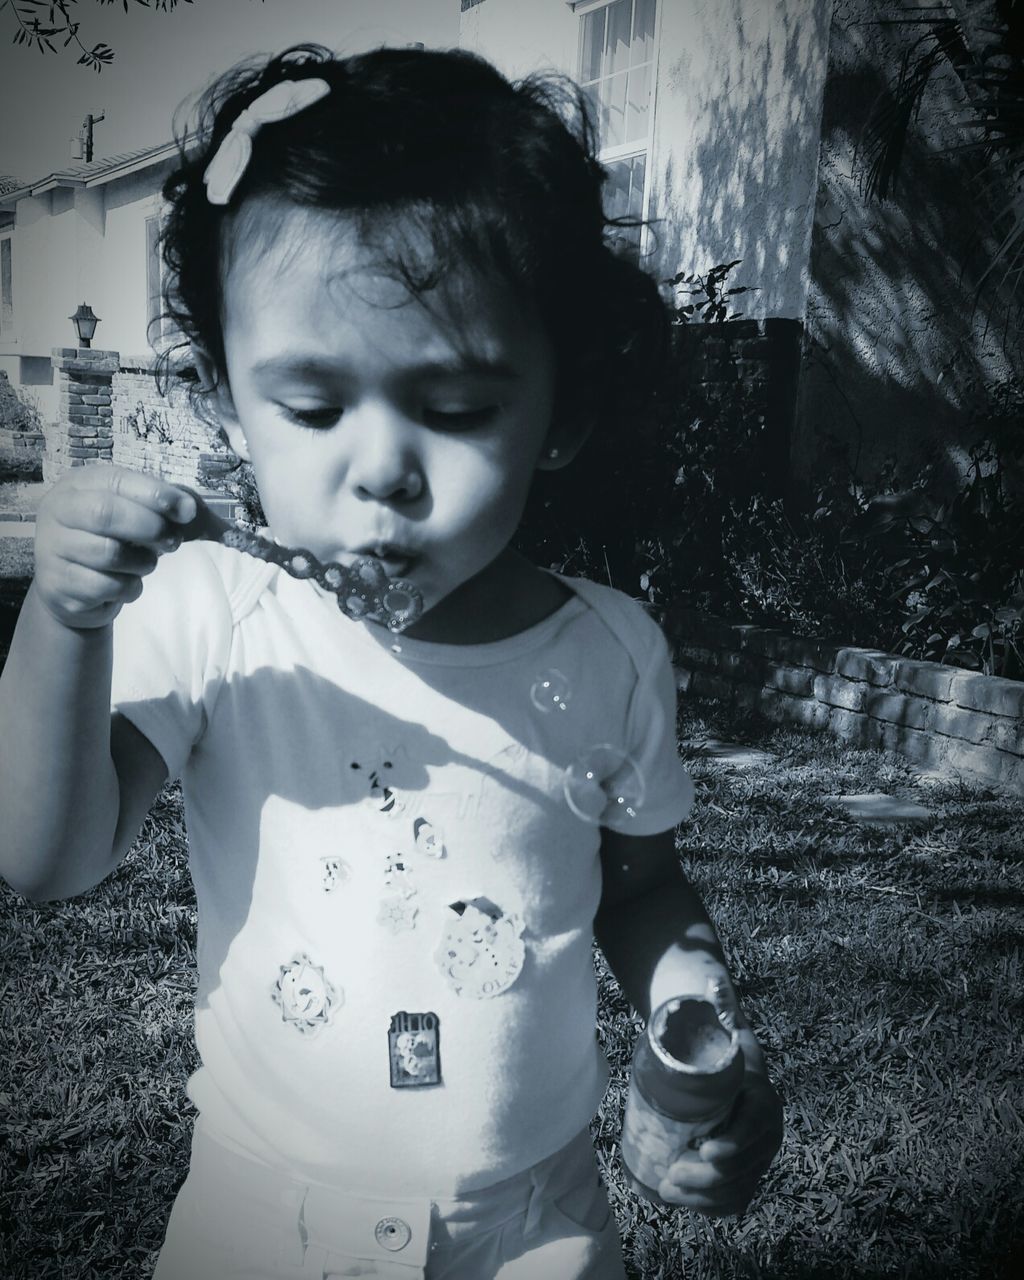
[377,554,414,579]
[348,544,417,579]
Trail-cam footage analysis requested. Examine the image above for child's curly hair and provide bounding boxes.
[157,42,668,446]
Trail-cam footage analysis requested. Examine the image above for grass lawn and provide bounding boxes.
[0,481,38,614]
[0,479,44,517]
[1,698,1021,1278]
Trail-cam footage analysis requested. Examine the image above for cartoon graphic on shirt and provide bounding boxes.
[413,816,446,859]
[319,855,350,892]
[435,898,526,998]
[378,894,419,933]
[388,1010,442,1087]
[382,850,416,899]
[272,954,340,1035]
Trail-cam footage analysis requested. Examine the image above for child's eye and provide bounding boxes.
[281,405,342,430]
[423,406,499,430]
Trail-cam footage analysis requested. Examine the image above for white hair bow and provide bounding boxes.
[203,77,331,206]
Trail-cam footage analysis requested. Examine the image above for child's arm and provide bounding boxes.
[0,467,195,901]
[594,826,783,1216]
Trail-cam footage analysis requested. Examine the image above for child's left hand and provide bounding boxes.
[657,1033,784,1216]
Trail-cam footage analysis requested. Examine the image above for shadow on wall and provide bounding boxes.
[793,0,1023,497]
[649,0,830,323]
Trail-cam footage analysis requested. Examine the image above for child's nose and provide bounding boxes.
[345,407,424,503]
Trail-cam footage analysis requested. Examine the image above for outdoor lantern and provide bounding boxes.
[69,302,100,348]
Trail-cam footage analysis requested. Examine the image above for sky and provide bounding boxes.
[0,0,460,184]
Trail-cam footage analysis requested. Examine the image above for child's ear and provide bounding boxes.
[535,419,593,472]
[191,344,248,460]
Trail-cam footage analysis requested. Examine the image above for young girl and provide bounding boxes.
[0,44,782,1279]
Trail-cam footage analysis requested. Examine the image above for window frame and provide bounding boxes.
[144,203,172,348]
[0,227,15,342]
[574,0,662,258]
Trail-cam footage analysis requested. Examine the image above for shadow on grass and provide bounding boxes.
[2,692,1021,1280]
[0,576,30,670]
[927,883,1024,909]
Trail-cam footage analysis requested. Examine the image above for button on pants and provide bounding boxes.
[153,1121,627,1279]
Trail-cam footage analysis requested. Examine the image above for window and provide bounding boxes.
[578,0,657,255]
[145,212,170,344]
[0,232,13,338]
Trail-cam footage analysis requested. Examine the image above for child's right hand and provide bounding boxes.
[33,465,197,630]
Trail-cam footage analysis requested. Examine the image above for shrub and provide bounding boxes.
[0,373,43,483]
[517,262,771,609]
[519,261,1024,681]
[857,444,1024,678]
[720,491,906,651]
[713,418,1024,678]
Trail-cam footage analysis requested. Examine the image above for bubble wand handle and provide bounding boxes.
[621,994,745,1205]
[177,491,423,634]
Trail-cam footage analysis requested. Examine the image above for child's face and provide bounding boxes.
[212,203,563,633]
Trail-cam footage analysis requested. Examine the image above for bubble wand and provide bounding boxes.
[178,492,423,634]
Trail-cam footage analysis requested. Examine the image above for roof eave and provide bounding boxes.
[82,140,181,188]
[0,137,187,211]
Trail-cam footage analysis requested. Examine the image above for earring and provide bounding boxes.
[547,447,560,460]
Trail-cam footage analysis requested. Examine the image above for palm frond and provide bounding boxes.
[858,4,1024,337]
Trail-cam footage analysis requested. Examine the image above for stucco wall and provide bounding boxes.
[647,0,831,318]
[4,191,76,359]
[458,0,579,80]
[461,0,832,321]
[1,161,172,417]
[793,0,1023,495]
[101,163,176,358]
[0,157,175,440]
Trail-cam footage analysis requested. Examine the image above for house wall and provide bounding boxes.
[794,0,1024,496]
[460,0,832,320]
[461,0,832,488]
[1,191,74,424]
[0,160,173,431]
[459,0,579,78]
[101,162,176,357]
[647,0,831,320]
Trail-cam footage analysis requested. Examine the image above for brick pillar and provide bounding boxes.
[47,347,119,482]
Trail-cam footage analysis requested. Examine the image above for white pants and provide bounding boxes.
[154,1121,627,1279]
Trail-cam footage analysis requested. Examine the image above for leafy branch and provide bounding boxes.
[0,1,270,71]
[663,260,758,323]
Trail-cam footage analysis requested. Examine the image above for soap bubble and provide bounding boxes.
[530,669,571,713]
[563,745,645,824]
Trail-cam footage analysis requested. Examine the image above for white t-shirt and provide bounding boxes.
[111,542,694,1195]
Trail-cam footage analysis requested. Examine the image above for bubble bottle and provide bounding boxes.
[620,982,744,1205]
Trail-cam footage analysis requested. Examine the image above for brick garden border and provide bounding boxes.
[666,608,1024,793]
[45,347,238,500]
